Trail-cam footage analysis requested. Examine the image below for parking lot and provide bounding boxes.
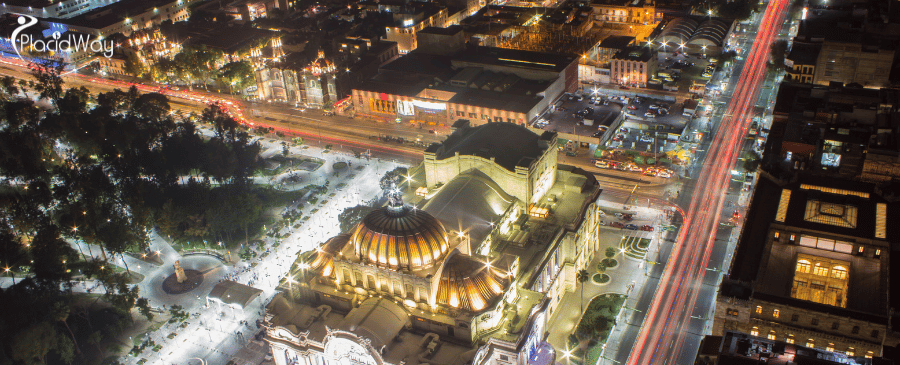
[533,93,623,139]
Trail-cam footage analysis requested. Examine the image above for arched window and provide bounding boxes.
[796,260,811,273]
[832,266,847,279]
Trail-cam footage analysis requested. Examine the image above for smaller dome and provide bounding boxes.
[436,254,509,312]
[310,234,351,277]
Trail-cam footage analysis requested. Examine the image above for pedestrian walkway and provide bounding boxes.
[545,229,656,355]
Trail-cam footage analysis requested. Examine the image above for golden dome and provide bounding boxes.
[436,254,508,312]
[310,234,351,277]
[351,205,449,271]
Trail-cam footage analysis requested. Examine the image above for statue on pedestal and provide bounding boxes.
[174,260,186,283]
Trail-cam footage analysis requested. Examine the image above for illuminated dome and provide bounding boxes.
[435,254,509,312]
[310,234,351,277]
[351,201,449,271]
[306,49,336,76]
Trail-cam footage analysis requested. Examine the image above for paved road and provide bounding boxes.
[624,1,793,364]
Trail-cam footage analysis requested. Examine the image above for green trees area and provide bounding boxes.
[0,62,268,364]
[118,43,256,93]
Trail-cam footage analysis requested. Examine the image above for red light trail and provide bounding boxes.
[627,0,791,363]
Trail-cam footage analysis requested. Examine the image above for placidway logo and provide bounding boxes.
[11,15,114,60]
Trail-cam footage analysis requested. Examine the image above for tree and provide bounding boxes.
[11,321,73,365]
[742,151,761,173]
[379,167,409,192]
[220,61,256,94]
[769,40,788,71]
[1,75,18,97]
[605,247,616,258]
[123,51,147,79]
[338,205,374,232]
[51,301,81,355]
[29,60,65,102]
[576,269,590,314]
[131,92,172,121]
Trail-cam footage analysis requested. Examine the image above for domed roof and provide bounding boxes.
[435,254,509,312]
[310,234,351,277]
[351,204,449,271]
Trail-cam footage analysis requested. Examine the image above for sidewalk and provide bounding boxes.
[545,229,658,355]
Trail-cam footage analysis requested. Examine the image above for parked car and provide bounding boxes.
[657,171,672,178]
[624,224,639,230]
[628,165,643,172]
[610,222,625,228]
[639,135,654,143]
[565,151,577,157]
[644,112,657,118]
[627,105,638,110]
[595,160,609,168]
[648,105,659,110]
[640,225,654,232]
[658,108,668,115]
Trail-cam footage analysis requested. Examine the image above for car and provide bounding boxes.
[643,169,657,176]
[657,171,671,178]
[644,112,657,118]
[603,100,609,105]
[612,135,624,142]
[624,224,639,230]
[610,222,625,228]
[592,131,604,137]
[648,105,659,110]
[583,107,593,114]
[702,72,712,78]
[627,105,637,110]
[628,165,643,172]
[595,160,609,168]
[619,127,629,133]
[639,135,654,143]
[658,109,668,115]
[428,129,436,134]
[640,225,654,232]
[565,151,577,157]
[661,224,678,231]
[558,107,567,112]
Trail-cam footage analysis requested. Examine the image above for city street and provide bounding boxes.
[622,0,794,364]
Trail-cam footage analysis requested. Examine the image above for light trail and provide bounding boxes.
[626,0,791,363]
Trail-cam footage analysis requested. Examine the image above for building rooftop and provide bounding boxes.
[45,0,178,30]
[612,45,654,62]
[453,46,577,74]
[265,295,475,365]
[726,174,896,321]
[704,331,882,365]
[430,121,552,171]
[599,35,636,50]
[159,21,278,54]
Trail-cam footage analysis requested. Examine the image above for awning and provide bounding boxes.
[207,281,263,309]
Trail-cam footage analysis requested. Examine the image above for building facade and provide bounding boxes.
[713,177,898,358]
[812,40,894,89]
[264,121,606,365]
[610,45,657,87]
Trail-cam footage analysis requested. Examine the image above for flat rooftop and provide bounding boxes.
[454,46,577,74]
[159,21,278,54]
[45,0,179,29]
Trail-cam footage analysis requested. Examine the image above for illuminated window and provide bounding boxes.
[785,335,795,344]
[826,344,835,352]
[791,254,850,308]
[790,234,796,241]
[806,339,815,348]
[767,331,776,340]
[774,232,780,239]
[866,351,874,359]
[847,348,855,356]
[755,306,762,314]
[773,309,780,318]
[832,266,847,279]
[750,327,759,336]
[875,249,882,258]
